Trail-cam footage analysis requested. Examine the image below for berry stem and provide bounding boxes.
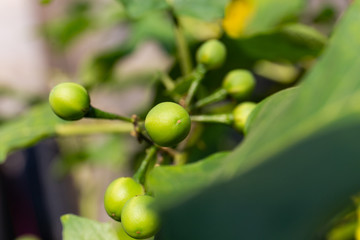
[159,72,176,91]
[185,64,207,107]
[132,118,154,145]
[170,10,193,75]
[85,106,133,123]
[191,113,234,125]
[55,121,133,136]
[192,88,228,110]
[133,146,158,184]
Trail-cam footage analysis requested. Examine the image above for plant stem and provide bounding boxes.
[85,106,133,123]
[55,121,133,136]
[133,146,157,184]
[133,120,154,145]
[192,88,228,110]
[191,113,234,125]
[171,12,192,76]
[185,64,207,107]
[160,72,176,91]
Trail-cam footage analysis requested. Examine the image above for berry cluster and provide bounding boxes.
[49,39,258,239]
[104,177,159,239]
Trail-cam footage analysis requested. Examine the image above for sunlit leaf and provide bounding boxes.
[61,214,118,240]
[0,104,64,163]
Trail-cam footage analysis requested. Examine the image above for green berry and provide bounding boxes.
[104,177,145,221]
[145,102,191,147]
[49,82,90,120]
[117,223,154,240]
[196,39,226,70]
[233,102,257,132]
[223,69,255,100]
[121,195,160,239]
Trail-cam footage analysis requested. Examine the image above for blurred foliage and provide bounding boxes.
[313,5,337,24]
[235,23,327,62]
[54,134,129,177]
[236,0,305,36]
[42,1,94,50]
[115,0,168,19]
[40,0,52,5]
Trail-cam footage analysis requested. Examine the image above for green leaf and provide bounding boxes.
[147,152,228,205]
[61,214,118,240]
[236,23,327,62]
[148,1,360,239]
[172,0,230,21]
[0,104,64,163]
[245,87,298,134]
[116,0,168,19]
[130,12,175,52]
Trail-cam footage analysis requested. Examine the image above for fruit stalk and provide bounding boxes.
[191,113,234,125]
[185,64,207,107]
[159,72,175,91]
[85,106,133,123]
[193,88,228,109]
[133,146,158,184]
[55,122,133,136]
[170,10,193,75]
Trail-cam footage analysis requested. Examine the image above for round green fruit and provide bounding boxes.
[121,195,160,239]
[49,82,90,120]
[223,69,255,100]
[233,102,257,133]
[104,177,145,221]
[196,39,226,70]
[145,102,191,147]
[117,223,154,240]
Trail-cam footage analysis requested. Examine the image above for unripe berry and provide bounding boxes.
[118,223,154,240]
[145,102,191,147]
[49,82,90,120]
[222,69,255,100]
[104,177,145,221]
[196,39,226,70]
[233,102,257,132]
[121,195,160,239]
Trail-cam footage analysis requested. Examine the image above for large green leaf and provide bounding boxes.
[0,104,64,163]
[146,152,228,206]
[61,214,118,240]
[148,1,360,239]
[245,87,298,134]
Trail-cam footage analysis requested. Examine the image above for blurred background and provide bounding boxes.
[0,0,352,239]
